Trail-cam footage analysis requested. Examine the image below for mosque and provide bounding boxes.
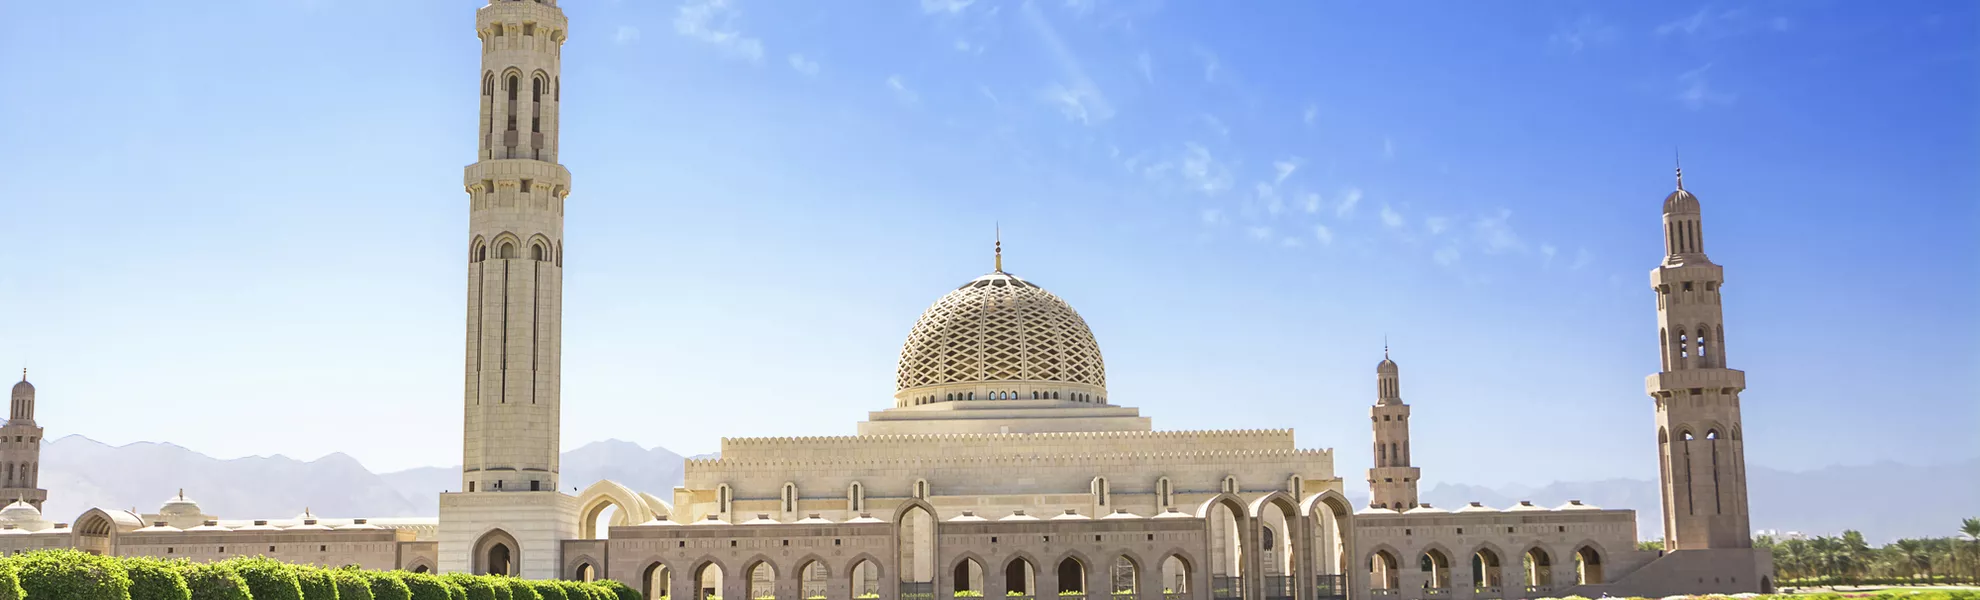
[0,1,1772,599]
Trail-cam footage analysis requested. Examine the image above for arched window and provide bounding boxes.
[781,482,798,513]
[1221,476,1238,494]
[913,479,930,500]
[507,75,519,102]
[848,482,865,513]
[1156,477,1174,510]
[1091,476,1110,507]
[499,242,516,259]
[531,244,545,261]
[716,484,733,515]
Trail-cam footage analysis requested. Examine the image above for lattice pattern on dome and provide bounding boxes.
[895,273,1106,391]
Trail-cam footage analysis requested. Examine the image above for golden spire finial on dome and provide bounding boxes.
[994,223,1003,273]
[1675,148,1684,191]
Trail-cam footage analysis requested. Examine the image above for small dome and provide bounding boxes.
[9,377,29,399]
[895,271,1106,394]
[0,500,41,522]
[1663,188,1700,215]
[160,491,201,515]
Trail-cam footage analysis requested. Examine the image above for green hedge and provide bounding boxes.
[507,578,541,600]
[10,549,133,600]
[0,561,22,600]
[398,571,455,600]
[333,568,377,600]
[223,557,304,600]
[445,573,499,600]
[594,580,640,600]
[366,570,414,600]
[176,561,251,600]
[294,566,340,600]
[529,580,569,600]
[121,557,191,600]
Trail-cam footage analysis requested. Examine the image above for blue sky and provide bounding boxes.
[1,0,1974,487]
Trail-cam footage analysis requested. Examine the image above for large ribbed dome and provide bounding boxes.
[894,271,1106,392]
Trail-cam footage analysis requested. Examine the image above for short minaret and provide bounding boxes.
[1647,165,1752,550]
[3,371,48,511]
[1368,347,1420,510]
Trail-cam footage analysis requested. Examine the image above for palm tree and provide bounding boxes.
[1892,539,1926,584]
[1961,518,1980,584]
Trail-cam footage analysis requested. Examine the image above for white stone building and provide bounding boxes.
[0,1,1775,599]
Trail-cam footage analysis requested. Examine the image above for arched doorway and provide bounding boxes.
[1419,549,1451,592]
[1471,548,1504,593]
[473,529,520,576]
[695,562,726,600]
[851,559,882,598]
[747,561,776,600]
[1574,546,1603,585]
[1369,550,1400,591]
[643,563,672,600]
[1004,558,1036,598]
[1161,555,1192,598]
[953,558,984,595]
[1207,499,1245,600]
[799,561,830,599]
[1258,497,1298,600]
[1057,557,1086,597]
[1522,548,1551,594]
[412,564,431,574]
[898,505,935,600]
[1110,556,1138,598]
[1306,493,1353,600]
[576,563,597,582]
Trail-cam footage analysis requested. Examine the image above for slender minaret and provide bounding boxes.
[442,0,575,579]
[460,0,570,496]
[3,371,47,510]
[1368,346,1420,510]
[1647,164,1751,550]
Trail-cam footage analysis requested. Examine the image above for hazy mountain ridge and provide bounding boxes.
[38,436,1977,542]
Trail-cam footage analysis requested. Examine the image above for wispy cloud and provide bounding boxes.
[1313,224,1334,246]
[1023,1,1114,124]
[787,53,820,77]
[1425,216,1451,236]
[1302,104,1318,127]
[1200,209,1225,226]
[1301,193,1322,214]
[887,75,919,105]
[1136,52,1154,83]
[1540,243,1559,266]
[1656,7,1790,38]
[1195,47,1221,83]
[1064,0,1097,17]
[1571,248,1595,270]
[1256,182,1285,216]
[1550,15,1618,53]
[1336,187,1363,218]
[1246,226,1274,241]
[1272,158,1300,184]
[1379,204,1404,229]
[1473,209,1523,253]
[921,0,975,15]
[1433,246,1461,266]
[1180,143,1232,195]
[675,0,764,63]
[613,26,642,46]
[1382,136,1396,160]
[1675,63,1735,109]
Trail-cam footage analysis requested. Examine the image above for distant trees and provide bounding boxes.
[1766,517,1980,587]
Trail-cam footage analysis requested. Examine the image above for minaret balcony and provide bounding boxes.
[1645,368,1745,395]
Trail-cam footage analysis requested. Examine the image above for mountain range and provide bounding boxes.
[38,435,1978,543]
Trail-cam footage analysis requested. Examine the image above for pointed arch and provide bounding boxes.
[948,553,988,594]
[1001,554,1039,597]
[1159,553,1193,595]
[1366,546,1402,590]
[794,556,831,599]
[744,557,777,600]
[1418,544,1454,591]
[577,479,659,539]
[1467,542,1507,590]
[847,555,885,598]
[642,562,674,600]
[1054,553,1089,595]
[692,559,728,600]
[472,528,521,576]
[1108,554,1141,596]
[1520,546,1553,591]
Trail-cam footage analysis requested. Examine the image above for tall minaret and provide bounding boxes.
[1646,165,1752,550]
[1368,346,1420,510]
[3,371,47,510]
[461,0,570,496]
[442,0,575,579]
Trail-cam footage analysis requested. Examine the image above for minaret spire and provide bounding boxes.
[1675,149,1685,191]
[994,223,1003,273]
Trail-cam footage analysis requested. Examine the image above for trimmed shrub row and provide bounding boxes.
[0,550,628,600]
